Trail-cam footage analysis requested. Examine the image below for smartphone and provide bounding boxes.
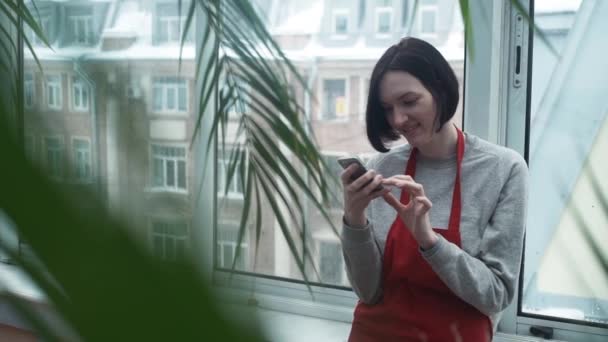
[337,157,384,191]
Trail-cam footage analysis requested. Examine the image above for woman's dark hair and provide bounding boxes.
[366,37,460,152]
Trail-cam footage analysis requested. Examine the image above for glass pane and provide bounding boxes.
[153,86,163,111]
[523,0,608,325]
[167,87,176,110]
[178,86,187,111]
[166,160,175,187]
[153,158,164,187]
[377,12,391,33]
[216,0,465,287]
[178,160,186,189]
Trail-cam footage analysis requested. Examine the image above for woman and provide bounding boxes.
[341,37,528,341]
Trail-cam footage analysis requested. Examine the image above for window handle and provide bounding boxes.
[529,325,554,339]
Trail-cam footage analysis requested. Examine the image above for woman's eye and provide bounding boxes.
[403,100,416,106]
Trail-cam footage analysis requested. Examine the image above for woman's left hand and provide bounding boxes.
[382,175,438,250]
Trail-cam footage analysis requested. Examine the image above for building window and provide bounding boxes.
[72,138,91,182]
[25,73,34,108]
[27,17,49,46]
[151,220,189,261]
[217,150,244,199]
[376,7,393,35]
[318,240,344,285]
[151,145,187,191]
[152,77,188,113]
[69,15,93,45]
[44,137,64,179]
[158,15,185,43]
[332,9,349,36]
[216,223,248,269]
[46,75,62,110]
[321,78,347,120]
[419,5,438,36]
[226,76,250,119]
[72,77,89,112]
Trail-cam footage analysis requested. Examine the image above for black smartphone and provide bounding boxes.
[337,157,383,191]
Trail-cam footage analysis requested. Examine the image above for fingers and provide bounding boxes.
[347,169,380,192]
[414,196,432,212]
[382,177,424,196]
[340,164,359,184]
[382,192,403,210]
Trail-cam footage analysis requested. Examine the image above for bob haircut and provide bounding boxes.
[366,37,460,152]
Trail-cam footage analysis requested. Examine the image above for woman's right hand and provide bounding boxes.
[341,164,391,227]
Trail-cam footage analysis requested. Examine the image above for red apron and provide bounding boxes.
[349,128,492,342]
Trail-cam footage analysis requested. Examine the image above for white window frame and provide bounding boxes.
[149,218,190,261]
[375,7,393,37]
[71,137,92,183]
[24,72,35,108]
[216,222,249,270]
[68,15,93,45]
[43,136,64,181]
[28,17,49,46]
[318,76,349,121]
[152,77,189,114]
[331,9,349,38]
[418,4,438,38]
[158,15,186,44]
[45,74,62,110]
[217,149,245,200]
[150,144,188,193]
[71,76,90,112]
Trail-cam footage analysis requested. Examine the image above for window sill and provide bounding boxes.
[144,187,188,195]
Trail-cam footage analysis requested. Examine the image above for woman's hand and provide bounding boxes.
[382,175,438,249]
[341,165,391,227]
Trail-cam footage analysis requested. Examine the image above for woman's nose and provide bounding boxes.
[393,109,408,126]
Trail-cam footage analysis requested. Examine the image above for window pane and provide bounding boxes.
[153,158,164,187]
[178,160,186,189]
[166,160,175,187]
[523,0,608,325]
[167,87,176,110]
[216,1,465,287]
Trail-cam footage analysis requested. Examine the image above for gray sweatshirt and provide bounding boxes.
[341,133,528,332]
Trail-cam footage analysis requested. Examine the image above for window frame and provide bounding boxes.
[318,75,349,121]
[43,135,65,181]
[215,221,249,270]
[216,148,246,200]
[149,143,188,193]
[70,136,93,184]
[68,15,93,46]
[158,15,186,44]
[71,76,90,112]
[152,77,189,115]
[149,217,190,261]
[45,74,63,111]
[331,9,350,38]
[418,4,438,38]
[375,6,393,37]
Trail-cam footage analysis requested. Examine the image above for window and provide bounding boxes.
[217,150,244,199]
[158,16,185,43]
[321,78,347,120]
[152,77,188,113]
[46,75,62,110]
[44,137,64,179]
[226,75,249,119]
[27,17,50,46]
[318,240,344,285]
[376,7,393,35]
[72,77,89,112]
[72,138,91,182]
[151,145,187,191]
[216,223,248,270]
[24,73,34,108]
[419,4,437,36]
[332,9,349,36]
[519,0,608,328]
[69,15,93,45]
[151,220,189,261]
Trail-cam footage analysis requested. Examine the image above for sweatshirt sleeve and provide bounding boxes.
[340,156,384,304]
[421,153,528,316]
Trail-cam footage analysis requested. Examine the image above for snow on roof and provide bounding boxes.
[535,0,582,13]
[272,1,323,35]
[103,0,146,39]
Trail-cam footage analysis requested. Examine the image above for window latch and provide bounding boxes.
[529,325,554,339]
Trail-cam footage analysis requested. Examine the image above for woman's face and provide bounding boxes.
[379,71,438,148]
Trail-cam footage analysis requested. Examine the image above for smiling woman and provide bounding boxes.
[341,37,529,341]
